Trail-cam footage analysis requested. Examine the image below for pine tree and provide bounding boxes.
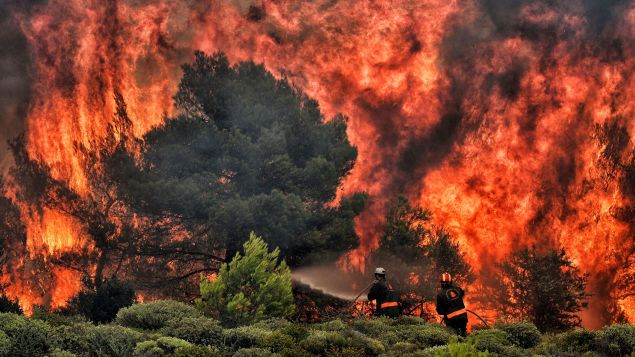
[487,247,589,332]
[196,232,294,326]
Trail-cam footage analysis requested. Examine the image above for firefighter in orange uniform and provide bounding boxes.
[436,272,468,336]
[367,267,400,317]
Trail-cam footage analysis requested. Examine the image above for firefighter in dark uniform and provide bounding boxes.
[436,272,468,336]
[367,267,400,317]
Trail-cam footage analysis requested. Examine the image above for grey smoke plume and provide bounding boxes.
[0,3,31,172]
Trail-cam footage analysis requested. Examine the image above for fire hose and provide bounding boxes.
[402,301,490,327]
[465,309,489,327]
[348,281,376,308]
[348,283,490,327]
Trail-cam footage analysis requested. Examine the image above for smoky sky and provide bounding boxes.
[0,1,35,171]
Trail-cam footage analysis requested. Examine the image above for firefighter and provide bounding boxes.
[436,272,468,336]
[367,267,400,317]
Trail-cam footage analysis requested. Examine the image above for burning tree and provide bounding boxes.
[595,121,635,323]
[1,50,366,306]
[4,94,154,303]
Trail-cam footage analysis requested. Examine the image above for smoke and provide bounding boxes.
[292,264,368,301]
[0,1,33,172]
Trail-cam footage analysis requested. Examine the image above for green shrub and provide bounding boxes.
[233,347,275,357]
[50,322,95,355]
[173,345,221,357]
[223,325,273,349]
[65,278,135,323]
[532,330,593,357]
[134,340,164,357]
[133,337,192,357]
[491,345,528,357]
[313,319,348,332]
[498,321,541,348]
[116,300,201,330]
[430,338,489,357]
[0,312,25,331]
[593,324,635,357]
[0,313,52,356]
[389,341,418,354]
[299,330,348,355]
[87,324,144,357]
[351,318,399,344]
[156,336,191,351]
[344,330,385,356]
[0,330,11,356]
[542,328,595,355]
[48,348,77,357]
[162,317,222,346]
[197,233,295,326]
[418,345,449,357]
[471,329,511,355]
[262,331,295,352]
[280,324,309,342]
[392,316,428,326]
[398,324,454,348]
[249,318,292,330]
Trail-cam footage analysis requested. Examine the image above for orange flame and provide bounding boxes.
[3,0,633,325]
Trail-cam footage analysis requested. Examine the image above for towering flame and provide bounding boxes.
[2,0,634,325]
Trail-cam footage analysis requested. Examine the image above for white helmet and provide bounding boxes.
[374,267,386,275]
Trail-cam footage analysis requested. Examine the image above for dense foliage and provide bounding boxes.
[0,308,632,356]
[114,51,364,267]
[480,247,590,332]
[197,233,294,326]
[63,278,135,323]
[0,293,22,315]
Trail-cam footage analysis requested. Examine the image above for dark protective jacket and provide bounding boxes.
[368,279,400,317]
[436,283,468,321]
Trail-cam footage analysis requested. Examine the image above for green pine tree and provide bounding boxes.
[196,232,294,326]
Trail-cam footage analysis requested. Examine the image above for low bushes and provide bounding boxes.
[0,330,10,356]
[593,324,635,357]
[498,321,541,349]
[134,340,164,357]
[50,322,95,355]
[172,345,221,357]
[0,313,52,356]
[233,347,276,357]
[432,338,488,357]
[133,337,192,357]
[471,328,511,354]
[48,349,76,357]
[351,317,399,344]
[223,325,273,350]
[116,300,201,330]
[88,324,145,356]
[398,324,454,348]
[0,301,633,356]
[162,316,223,346]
